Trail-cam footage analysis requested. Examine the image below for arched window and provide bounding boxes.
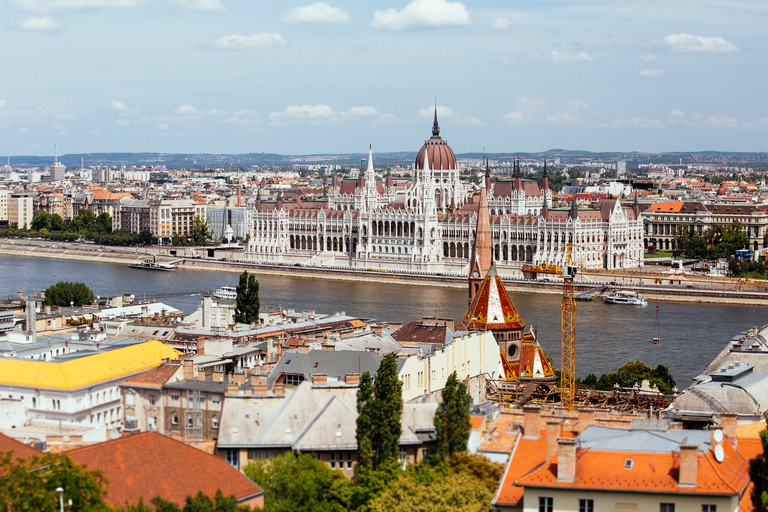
[172,412,178,425]
[212,415,219,429]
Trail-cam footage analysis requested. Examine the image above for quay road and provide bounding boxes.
[0,239,766,387]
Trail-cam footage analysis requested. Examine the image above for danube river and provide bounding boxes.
[2,255,765,388]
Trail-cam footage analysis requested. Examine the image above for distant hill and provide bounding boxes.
[7,150,768,169]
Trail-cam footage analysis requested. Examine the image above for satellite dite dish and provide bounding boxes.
[713,429,724,444]
[714,444,725,463]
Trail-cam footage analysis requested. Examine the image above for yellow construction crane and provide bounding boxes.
[560,245,577,411]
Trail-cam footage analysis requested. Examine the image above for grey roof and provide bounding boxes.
[578,425,712,454]
[670,362,768,416]
[217,381,437,451]
[267,349,382,388]
[332,332,401,354]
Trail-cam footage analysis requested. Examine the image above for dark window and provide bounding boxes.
[660,504,675,512]
[701,506,716,512]
[539,497,553,512]
[226,450,238,467]
[579,499,594,512]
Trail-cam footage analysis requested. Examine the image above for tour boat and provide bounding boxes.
[214,286,237,301]
[603,290,647,306]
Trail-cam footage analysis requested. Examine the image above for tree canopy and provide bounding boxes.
[43,280,95,307]
[433,371,472,462]
[357,353,403,471]
[750,414,768,511]
[675,221,749,260]
[0,451,108,512]
[234,271,260,324]
[579,360,677,394]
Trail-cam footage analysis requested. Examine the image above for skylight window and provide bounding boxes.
[624,459,633,470]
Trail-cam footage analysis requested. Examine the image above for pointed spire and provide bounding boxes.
[569,194,578,220]
[514,157,522,192]
[432,104,440,137]
[632,189,640,218]
[484,156,491,191]
[468,171,492,304]
[541,159,549,200]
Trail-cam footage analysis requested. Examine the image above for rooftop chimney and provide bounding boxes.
[523,405,541,439]
[557,438,577,482]
[678,444,699,487]
[546,420,561,461]
[720,413,737,445]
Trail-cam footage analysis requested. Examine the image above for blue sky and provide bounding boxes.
[1,0,766,156]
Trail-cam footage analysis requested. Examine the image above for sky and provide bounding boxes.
[1,0,767,157]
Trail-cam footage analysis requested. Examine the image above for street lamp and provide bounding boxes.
[55,487,64,512]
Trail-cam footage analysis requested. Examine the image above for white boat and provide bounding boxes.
[214,286,237,301]
[603,290,647,306]
[128,258,177,271]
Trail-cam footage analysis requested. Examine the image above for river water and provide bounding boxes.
[1,255,765,389]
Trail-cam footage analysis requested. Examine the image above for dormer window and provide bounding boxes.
[624,459,633,469]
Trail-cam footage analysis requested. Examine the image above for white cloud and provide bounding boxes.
[549,51,596,62]
[269,104,391,124]
[662,33,737,53]
[491,18,509,30]
[0,100,7,108]
[212,33,286,50]
[110,100,129,112]
[668,109,686,118]
[172,0,225,11]
[12,0,141,12]
[502,111,525,124]
[226,109,260,125]
[174,104,199,115]
[372,0,470,30]
[417,105,482,126]
[155,123,169,130]
[640,69,664,77]
[281,3,352,23]
[609,117,664,128]
[641,54,656,61]
[115,119,130,126]
[20,17,59,30]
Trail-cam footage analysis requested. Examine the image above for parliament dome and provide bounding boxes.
[415,109,457,171]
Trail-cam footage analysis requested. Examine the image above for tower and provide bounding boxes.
[467,174,491,304]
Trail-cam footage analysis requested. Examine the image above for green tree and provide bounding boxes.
[234,271,260,324]
[433,371,472,462]
[43,280,95,307]
[750,414,768,511]
[116,490,249,512]
[95,212,113,233]
[243,452,350,512]
[444,452,504,494]
[371,353,403,469]
[595,361,676,394]
[0,451,109,512]
[31,210,51,231]
[369,472,491,512]
[356,371,375,471]
[192,215,211,246]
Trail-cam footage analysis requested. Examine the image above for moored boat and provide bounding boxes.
[128,258,177,271]
[603,290,647,306]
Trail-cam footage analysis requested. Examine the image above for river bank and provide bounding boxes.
[2,239,768,306]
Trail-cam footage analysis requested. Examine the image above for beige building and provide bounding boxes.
[149,199,205,243]
[8,193,33,229]
[120,361,183,433]
[0,190,10,222]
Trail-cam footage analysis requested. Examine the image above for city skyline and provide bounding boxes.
[2,0,766,156]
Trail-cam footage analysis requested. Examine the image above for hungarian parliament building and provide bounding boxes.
[237,113,644,275]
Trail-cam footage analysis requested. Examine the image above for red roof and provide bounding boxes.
[66,432,263,507]
[0,433,42,475]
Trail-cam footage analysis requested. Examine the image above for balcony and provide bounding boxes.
[123,419,139,431]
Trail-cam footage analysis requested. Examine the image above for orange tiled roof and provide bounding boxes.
[493,431,546,507]
[119,363,181,389]
[67,431,263,507]
[516,442,749,496]
[0,433,42,475]
[647,201,685,213]
[470,415,485,430]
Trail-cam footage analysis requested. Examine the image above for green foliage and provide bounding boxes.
[750,414,768,511]
[43,280,95,307]
[370,353,403,470]
[68,208,98,233]
[368,471,492,512]
[0,451,109,512]
[243,452,350,512]
[444,452,504,494]
[234,271,260,324]
[434,371,472,462]
[356,371,375,471]
[581,360,677,394]
[116,490,249,512]
[676,221,749,260]
[95,212,113,233]
[31,210,66,232]
[192,215,212,246]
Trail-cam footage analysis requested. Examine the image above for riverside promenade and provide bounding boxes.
[2,238,768,306]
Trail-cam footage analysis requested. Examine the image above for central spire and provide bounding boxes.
[432,105,440,137]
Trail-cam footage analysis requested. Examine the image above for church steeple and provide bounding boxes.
[468,175,491,304]
[484,156,491,191]
[568,193,578,220]
[514,157,522,192]
[432,105,440,137]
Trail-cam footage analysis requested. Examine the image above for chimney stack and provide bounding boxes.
[557,437,577,482]
[678,444,699,487]
[720,413,737,445]
[523,405,541,439]
[546,420,561,461]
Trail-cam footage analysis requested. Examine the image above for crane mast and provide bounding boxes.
[560,244,577,411]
